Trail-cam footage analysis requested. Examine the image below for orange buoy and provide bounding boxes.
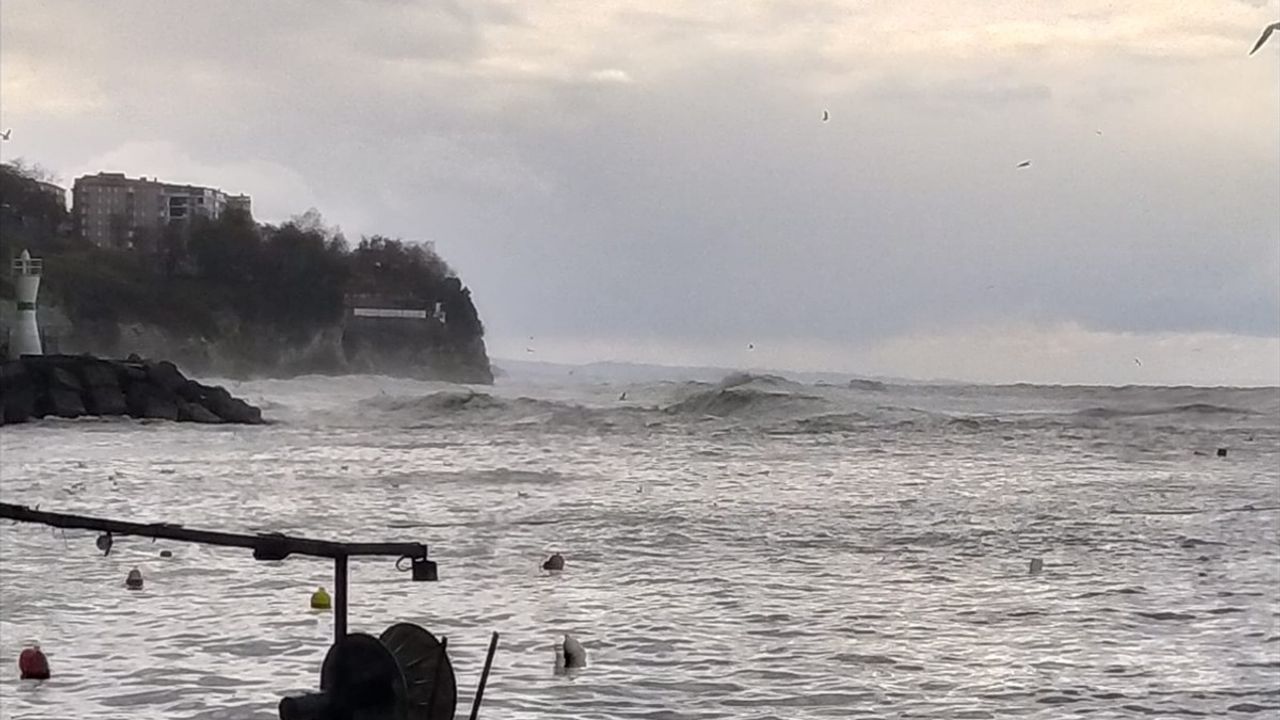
[19,645,50,680]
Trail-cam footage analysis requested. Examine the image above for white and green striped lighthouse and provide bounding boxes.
[10,249,43,358]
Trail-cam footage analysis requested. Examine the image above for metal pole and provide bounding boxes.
[0,503,429,561]
[469,632,500,720]
[334,555,348,642]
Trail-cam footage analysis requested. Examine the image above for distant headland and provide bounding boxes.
[0,162,492,383]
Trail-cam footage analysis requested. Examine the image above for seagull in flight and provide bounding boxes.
[1250,22,1279,55]
[1133,357,1142,367]
[822,110,830,122]
[1016,160,1032,169]
[0,129,10,141]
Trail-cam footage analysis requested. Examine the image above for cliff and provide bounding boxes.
[0,163,493,383]
[38,309,492,384]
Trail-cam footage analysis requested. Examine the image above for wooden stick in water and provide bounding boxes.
[469,631,500,720]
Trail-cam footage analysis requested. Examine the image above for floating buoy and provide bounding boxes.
[96,532,113,556]
[18,645,50,680]
[542,553,565,571]
[1029,558,1044,575]
[310,587,331,610]
[125,567,144,590]
[159,550,173,558]
[554,633,587,674]
[1216,448,1228,458]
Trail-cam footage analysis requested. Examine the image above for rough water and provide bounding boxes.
[2,367,1278,719]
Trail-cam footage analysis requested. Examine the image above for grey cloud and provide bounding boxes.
[866,74,1054,109]
[2,1,1277,377]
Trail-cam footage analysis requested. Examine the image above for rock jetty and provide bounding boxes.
[0,354,263,426]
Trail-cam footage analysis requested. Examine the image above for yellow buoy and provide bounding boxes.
[310,586,331,610]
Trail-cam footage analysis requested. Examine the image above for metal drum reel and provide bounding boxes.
[279,622,456,720]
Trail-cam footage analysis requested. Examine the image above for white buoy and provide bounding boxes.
[10,250,43,358]
[555,633,587,674]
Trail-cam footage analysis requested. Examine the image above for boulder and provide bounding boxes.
[177,379,207,403]
[178,400,223,424]
[80,361,120,389]
[145,361,189,394]
[120,363,148,384]
[47,387,87,418]
[3,356,262,425]
[1,362,35,424]
[7,388,35,423]
[125,382,179,421]
[85,386,129,416]
[204,386,263,424]
[50,367,83,393]
[0,360,30,392]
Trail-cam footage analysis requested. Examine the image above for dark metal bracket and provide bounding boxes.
[0,502,439,643]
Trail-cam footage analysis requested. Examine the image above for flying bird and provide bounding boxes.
[1249,22,1279,55]
[618,391,627,401]
[1016,160,1032,169]
[822,110,830,122]
[1133,357,1142,367]
[0,129,10,141]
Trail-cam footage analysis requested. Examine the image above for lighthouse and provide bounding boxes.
[10,249,43,358]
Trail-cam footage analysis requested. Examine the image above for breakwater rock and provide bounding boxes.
[0,354,264,426]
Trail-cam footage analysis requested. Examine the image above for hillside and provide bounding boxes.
[0,162,492,383]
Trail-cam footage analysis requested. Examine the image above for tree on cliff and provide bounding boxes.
[255,220,350,333]
[0,161,71,258]
[349,235,450,303]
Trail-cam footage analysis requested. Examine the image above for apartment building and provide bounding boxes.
[72,172,252,248]
[35,180,68,210]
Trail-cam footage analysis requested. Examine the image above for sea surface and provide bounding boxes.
[1,367,1278,719]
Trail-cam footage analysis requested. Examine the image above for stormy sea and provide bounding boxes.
[1,364,1278,719]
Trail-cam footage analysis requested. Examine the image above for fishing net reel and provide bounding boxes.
[279,622,456,720]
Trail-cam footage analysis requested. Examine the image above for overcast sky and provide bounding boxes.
[3,1,1278,385]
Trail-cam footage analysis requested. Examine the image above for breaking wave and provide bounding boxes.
[274,371,1277,438]
[1072,403,1261,420]
[360,390,628,429]
[663,388,826,418]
